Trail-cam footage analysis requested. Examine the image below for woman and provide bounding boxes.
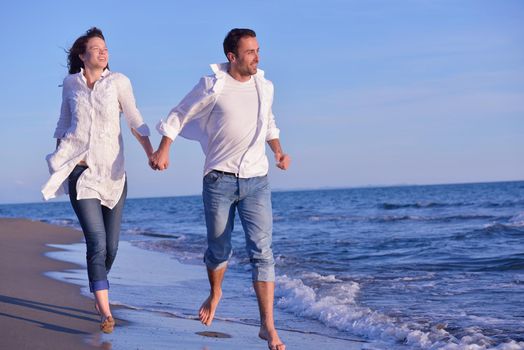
[42,27,154,333]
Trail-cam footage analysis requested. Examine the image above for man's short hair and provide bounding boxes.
[223,28,256,60]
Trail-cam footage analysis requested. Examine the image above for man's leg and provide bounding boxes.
[238,176,285,350]
[200,171,237,325]
[199,265,227,326]
[254,281,285,350]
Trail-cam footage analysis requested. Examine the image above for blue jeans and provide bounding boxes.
[68,165,127,292]
[202,171,275,282]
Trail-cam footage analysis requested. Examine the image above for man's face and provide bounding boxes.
[231,36,259,76]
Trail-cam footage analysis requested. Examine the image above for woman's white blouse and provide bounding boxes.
[41,69,150,209]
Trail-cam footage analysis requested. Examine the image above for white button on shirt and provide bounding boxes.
[157,63,280,178]
[42,69,150,208]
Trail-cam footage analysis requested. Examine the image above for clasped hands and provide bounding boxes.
[148,149,169,171]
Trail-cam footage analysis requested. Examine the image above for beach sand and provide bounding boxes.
[0,218,367,349]
[0,218,107,349]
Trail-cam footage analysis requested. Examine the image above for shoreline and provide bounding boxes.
[0,217,367,349]
[46,238,367,349]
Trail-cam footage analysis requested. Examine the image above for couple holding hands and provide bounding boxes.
[42,27,290,350]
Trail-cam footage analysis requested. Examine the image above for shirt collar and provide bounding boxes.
[210,62,265,78]
[79,68,110,83]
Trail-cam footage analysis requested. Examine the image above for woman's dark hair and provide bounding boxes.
[67,27,107,74]
[223,28,256,61]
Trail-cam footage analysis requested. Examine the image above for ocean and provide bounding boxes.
[1,181,523,349]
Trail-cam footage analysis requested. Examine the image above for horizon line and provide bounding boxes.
[1,178,523,206]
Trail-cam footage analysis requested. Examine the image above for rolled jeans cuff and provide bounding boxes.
[204,256,229,272]
[252,263,275,282]
[90,279,110,293]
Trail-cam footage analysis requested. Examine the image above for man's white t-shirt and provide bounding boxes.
[205,73,260,175]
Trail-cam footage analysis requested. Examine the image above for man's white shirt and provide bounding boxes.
[157,63,280,178]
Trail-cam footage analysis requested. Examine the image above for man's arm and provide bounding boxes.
[267,138,291,170]
[150,77,212,171]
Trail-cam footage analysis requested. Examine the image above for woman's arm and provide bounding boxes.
[53,82,72,139]
[117,74,154,166]
[131,127,154,164]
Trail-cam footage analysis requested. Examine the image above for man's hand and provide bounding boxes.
[149,149,170,171]
[274,152,291,170]
[267,139,290,171]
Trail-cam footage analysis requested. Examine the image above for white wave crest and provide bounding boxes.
[301,272,343,283]
[274,275,524,350]
[508,212,524,227]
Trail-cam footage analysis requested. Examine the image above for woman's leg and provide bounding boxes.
[68,166,112,319]
[101,180,127,275]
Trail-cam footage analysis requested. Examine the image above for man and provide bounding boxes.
[150,28,289,350]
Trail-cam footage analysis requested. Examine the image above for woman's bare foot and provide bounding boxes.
[259,326,286,350]
[100,315,115,334]
[198,291,222,326]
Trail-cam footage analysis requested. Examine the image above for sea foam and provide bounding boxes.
[274,274,524,350]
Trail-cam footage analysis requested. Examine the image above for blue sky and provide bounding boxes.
[0,0,523,204]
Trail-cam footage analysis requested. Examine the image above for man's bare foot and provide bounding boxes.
[198,291,222,326]
[259,326,286,350]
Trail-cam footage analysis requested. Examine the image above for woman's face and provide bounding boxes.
[80,37,108,71]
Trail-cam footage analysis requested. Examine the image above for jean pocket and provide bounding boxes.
[203,171,221,185]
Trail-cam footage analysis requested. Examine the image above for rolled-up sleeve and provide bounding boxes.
[263,80,280,141]
[117,74,150,136]
[266,109,280,141]
[157,77,211,141]
[53,83,72,138]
